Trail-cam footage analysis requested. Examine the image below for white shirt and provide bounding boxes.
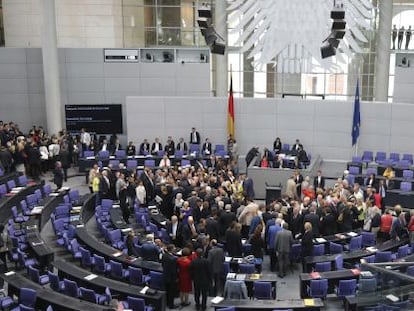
[81,132,91,146]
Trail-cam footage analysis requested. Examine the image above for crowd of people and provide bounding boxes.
[245,138,309,169]
[3,120,414,310]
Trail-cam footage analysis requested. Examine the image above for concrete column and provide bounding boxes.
[374,0,393,102]
[213,0,228,97]
[41,0,62,134]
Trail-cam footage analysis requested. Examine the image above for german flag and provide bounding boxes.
[227,73,235,139]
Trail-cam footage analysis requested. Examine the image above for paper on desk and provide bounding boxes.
[4,271,15,276]
[113,251,123,257]
[366,247,378,253]
[211,296,224,304]
[140,286,149,294]
[315,238,327,243]
[49,193,59,197]
[304,299,315,306]
[348,232,358,237]
[84,274,98,281]
[160,221,167,226]
[224,257,232,262]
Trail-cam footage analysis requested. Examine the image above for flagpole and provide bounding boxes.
[356,66,361,157]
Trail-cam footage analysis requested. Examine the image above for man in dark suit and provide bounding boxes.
[242,174,255,200]
[201,138,212,156]
[245,146,259,167]
[151,138,162,155]
[181,216,199,245]
[139,139,150,155]
[190,127,201,145]
[291,139,303,152]
[141,234,160,262]
[176,137,188,153]
[126,141,136,156]
[313,170,325,190]
[140,168,155,204]
[164,136,175,156]
[303,206,320,237]
[166,215,182,247]
[99,169,111,200]
[189,249,212,311]
[274,223,294,278]
[207,239,224,296]
[100,139,109,152]
[161,244,179,309]
[219,204,237,237]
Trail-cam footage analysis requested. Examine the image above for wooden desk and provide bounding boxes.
[1,272,110,311]
[54,259,165,311]
[212,298,324,310]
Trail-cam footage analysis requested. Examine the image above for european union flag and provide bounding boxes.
[352,80,361,146]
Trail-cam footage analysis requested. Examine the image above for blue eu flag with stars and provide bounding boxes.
[352,80,361,146]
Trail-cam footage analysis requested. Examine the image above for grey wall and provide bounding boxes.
[126,96,414,161]
[0,48,211,135]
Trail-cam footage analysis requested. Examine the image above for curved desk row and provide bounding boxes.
[211,298,324,310]
[0,182,43,226]
[53,259,165,311]
[1,272,113,311]
[77,194,163,273]
[304,238,408,272]
[75,226,163,273]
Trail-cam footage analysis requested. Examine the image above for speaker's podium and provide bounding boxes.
[265,182,282,205]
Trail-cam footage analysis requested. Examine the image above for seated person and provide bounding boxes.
[151,138,162,155]
[291,139,303,153]
[139,139,150,155]
[273,137,282,153]
[202,138,212,155]
[126,141,136,156]
[164,136,175,156]
[260,155,269,168]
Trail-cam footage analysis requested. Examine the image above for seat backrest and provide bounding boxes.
[375,251,392,263]
[18,175,28,187]
[309,279,328,296]
[315,261,331,272]
[407,265,414,277]
[253,281,272,299]
[338,279,357,296]
[358,278,377,293]
[127,296,145,311]
[0,184,7,196]
[63,278,79,297]
[334,255,344,270]
[312,244,325,256]
[401,181,412,192]
[48,271,60,291]
[128,266,143,285]
[83,151,95,158]
[80,287,96,303]
[349,166,360,175]
[329,242,343,254]
[390,153,400,161]
[20,287,37,307]
[349,236,362,250]
[149,271,164,290]
[115,150,126,158]
[7,179,16,191]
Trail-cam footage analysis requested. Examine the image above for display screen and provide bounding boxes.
[65,105,123,134]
